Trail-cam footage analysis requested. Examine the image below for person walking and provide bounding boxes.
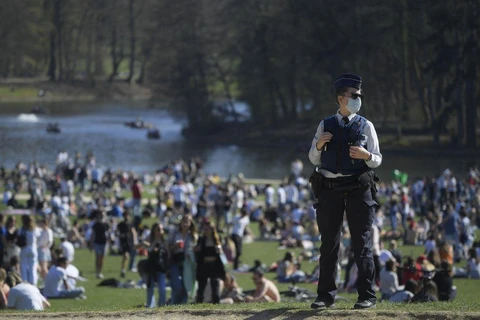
[89,210,110,279]
[308,74,382,310]
[117,210,138,278]
[230,207,250,271]
[131,179,143,217]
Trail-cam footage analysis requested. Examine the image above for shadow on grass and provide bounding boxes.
[243,308,290,320]
[242,308,340,320]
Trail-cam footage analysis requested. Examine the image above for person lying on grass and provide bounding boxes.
[245,269,280,303]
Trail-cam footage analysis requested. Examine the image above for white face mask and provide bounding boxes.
[346,97,362,114]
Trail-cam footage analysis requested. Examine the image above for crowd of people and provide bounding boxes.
[0,151,479,310]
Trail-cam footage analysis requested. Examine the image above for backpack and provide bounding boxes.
[148,243,169,273]
[16,229,27,248]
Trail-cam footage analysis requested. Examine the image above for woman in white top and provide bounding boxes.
[19,215,39,286]
[379,259,400,300]
[466,248,480,279]
[37,218,54,280]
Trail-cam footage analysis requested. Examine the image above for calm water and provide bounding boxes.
[0,101,476,180]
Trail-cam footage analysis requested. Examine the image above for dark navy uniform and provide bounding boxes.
[308,74,382,310]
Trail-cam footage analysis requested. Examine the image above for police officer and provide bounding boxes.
[308,73,382,310]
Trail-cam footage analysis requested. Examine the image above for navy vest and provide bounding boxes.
[320,114,369,175]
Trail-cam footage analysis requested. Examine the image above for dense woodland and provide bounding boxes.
[0,0,478,147]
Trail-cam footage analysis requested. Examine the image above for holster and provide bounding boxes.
[358,170,379,196]
[309,170,324,199]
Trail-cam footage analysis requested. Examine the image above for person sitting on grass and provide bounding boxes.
[465,248,480,279]
[411,280,439,303]
[379,259,400,301]
[219,273,243,304]
[0,268,8,309]
[6,256,20,274]
[389,279,419,303]
[43,256,86,299]
[245,269,280,303]
[4,271,50,311]
[276,251,306,283]
[433,260,455,301]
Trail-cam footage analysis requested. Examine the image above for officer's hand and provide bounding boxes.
[349,146,370,160]
[316,132,333,150]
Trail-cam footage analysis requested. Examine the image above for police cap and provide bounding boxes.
[334,73,362,90]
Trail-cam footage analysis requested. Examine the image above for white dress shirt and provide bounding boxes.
[308,111,382,178]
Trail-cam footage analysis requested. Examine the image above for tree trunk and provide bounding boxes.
[47,30,56,81]
[212,58,238,122]
[400,0,410,121]
[432,80,444,145]
[136,33,155,84]
[126,0,136,83]
[70,5,89,80]
[86,18,94,83]
[454,82,464,145]
[274,79,289,119]
[288,54,298,120]
[53,0,63,80]
[94,13,105,77]
[108,23,124,82]
[465,0,478,148]
[288,3,298,120]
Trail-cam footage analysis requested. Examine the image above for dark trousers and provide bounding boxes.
[196,264,220,304]
[231,234,242,270]
[315,186,377,304]
[373,254,381,286]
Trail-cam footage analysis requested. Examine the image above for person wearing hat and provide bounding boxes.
[308,73,382,310]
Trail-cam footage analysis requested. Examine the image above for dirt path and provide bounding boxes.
[0,309,478,320]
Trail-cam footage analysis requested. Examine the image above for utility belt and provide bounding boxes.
[309,169,379,198]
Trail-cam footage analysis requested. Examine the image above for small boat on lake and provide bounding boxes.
[46,123,61,134]
[147,128,161,139]
[124,119,153,129]
[30,105,48,114]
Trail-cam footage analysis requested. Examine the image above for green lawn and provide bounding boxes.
[0,86,39,98]
[30,223,479,312]
[2,186,480,312]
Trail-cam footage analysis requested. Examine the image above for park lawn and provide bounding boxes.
[36,225,480,313]
[0,86,39,98]
[2,185,480,312]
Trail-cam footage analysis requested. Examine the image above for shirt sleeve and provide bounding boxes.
[48,229,54,247]
[364,120,382,168]
[308,120,324,166]
[393,273,399,290]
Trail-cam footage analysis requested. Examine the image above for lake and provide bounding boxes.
[0,101,476,181]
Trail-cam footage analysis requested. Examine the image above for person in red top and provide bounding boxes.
[131,179,143,217]
[402,256,422,285]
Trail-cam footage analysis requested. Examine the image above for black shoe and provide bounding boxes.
[354,300,376,309]
[311,297,335,310]
[120,270,126,278]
